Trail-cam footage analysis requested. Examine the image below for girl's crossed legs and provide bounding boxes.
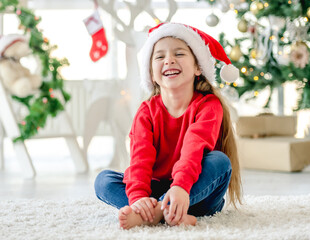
[94,150,232,228]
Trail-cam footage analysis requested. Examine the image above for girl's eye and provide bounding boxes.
[155,56,164,60]
[176,53,184,56]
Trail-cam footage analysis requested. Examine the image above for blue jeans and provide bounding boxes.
[94,150,232,217]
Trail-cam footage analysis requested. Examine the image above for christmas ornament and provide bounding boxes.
[290,41,309,69]
[218,1,230,13]
[307,7,310,18]
[250,49,258,59]
[229,45,242,61]
[249,25,256,34]
[250,1,263,15]
[237,19,248,33]
[206,13,219,27]
[83,10,108,62]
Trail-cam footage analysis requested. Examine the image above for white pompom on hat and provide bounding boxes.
[0,34,27,57]
[139,22,239,93]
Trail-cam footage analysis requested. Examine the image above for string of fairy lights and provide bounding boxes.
[199,0,310,110]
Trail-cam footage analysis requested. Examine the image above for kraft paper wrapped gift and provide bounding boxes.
[237,137,310,171]
[236,116,297,137]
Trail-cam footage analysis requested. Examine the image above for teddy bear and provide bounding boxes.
[0,34,42,98]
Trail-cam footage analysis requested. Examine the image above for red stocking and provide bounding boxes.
[83,10,108,62]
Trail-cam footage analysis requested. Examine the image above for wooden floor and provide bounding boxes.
[1,138,310,200]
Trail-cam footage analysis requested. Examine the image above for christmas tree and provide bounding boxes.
[199,0,310,111]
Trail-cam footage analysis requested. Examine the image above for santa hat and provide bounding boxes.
[0,34,27,57]
[139,22,239,93]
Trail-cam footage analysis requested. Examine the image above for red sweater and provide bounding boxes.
[123,91,223,205]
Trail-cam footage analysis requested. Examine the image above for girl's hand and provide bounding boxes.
[131,197,158,222]
[161,186,190,226]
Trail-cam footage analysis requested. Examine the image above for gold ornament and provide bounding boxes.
[250,1,263,15]
[307,7,310,18]
[238,19,248,33]
[230,45,242,61]
[257,2,264,10]
[250,49,257,59]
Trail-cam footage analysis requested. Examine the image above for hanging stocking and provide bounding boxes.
[83,10,108,62]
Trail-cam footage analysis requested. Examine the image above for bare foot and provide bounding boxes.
[177,214,197,226]
[119,204,164,230]
[163,209,197,227]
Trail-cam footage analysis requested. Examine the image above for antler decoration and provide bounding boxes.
[98,0,177,46]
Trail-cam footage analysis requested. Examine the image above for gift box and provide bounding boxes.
[236,115,297,138]
[237,137,310,172]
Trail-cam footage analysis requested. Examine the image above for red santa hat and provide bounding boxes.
[139,22,239,93]
[0,34,27,57]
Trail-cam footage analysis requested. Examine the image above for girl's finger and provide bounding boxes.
[145,200,155,218]
[140,201,153,222]
[168,201,176,221]
[150,198,158,207]
[138,205,148,222]
[171,205,182,225]
[131,204,140,214]
[161,195,169,210]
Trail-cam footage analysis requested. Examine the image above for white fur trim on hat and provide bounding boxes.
[139,23,215,94]
[0,34,27,56]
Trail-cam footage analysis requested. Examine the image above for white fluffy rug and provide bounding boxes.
[1,195,310,240]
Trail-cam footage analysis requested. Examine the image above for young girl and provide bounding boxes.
[95,22,242,229]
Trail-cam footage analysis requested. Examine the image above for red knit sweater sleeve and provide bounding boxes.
[123,102,157,205]
[171,94,223,193]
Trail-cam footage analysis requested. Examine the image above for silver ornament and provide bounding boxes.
[206,13,219,27]
[219,4,230,13]
[218,0,230,13]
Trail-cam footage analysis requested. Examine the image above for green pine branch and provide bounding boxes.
[207,0,310,110]
[0,0,71,142]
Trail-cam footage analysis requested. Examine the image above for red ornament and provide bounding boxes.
[16,9,21,15]
[249,26,256,34]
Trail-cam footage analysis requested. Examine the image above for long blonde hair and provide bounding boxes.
[149,37,242,207]
[197,75,242,208]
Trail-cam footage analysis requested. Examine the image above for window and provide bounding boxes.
[2,1,239,81]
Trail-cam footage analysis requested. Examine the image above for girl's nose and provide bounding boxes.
[164,55,175,65]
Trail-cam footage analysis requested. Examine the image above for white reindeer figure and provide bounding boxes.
[83,0,177,170]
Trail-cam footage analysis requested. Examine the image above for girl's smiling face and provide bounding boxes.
[151,37,201,93]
